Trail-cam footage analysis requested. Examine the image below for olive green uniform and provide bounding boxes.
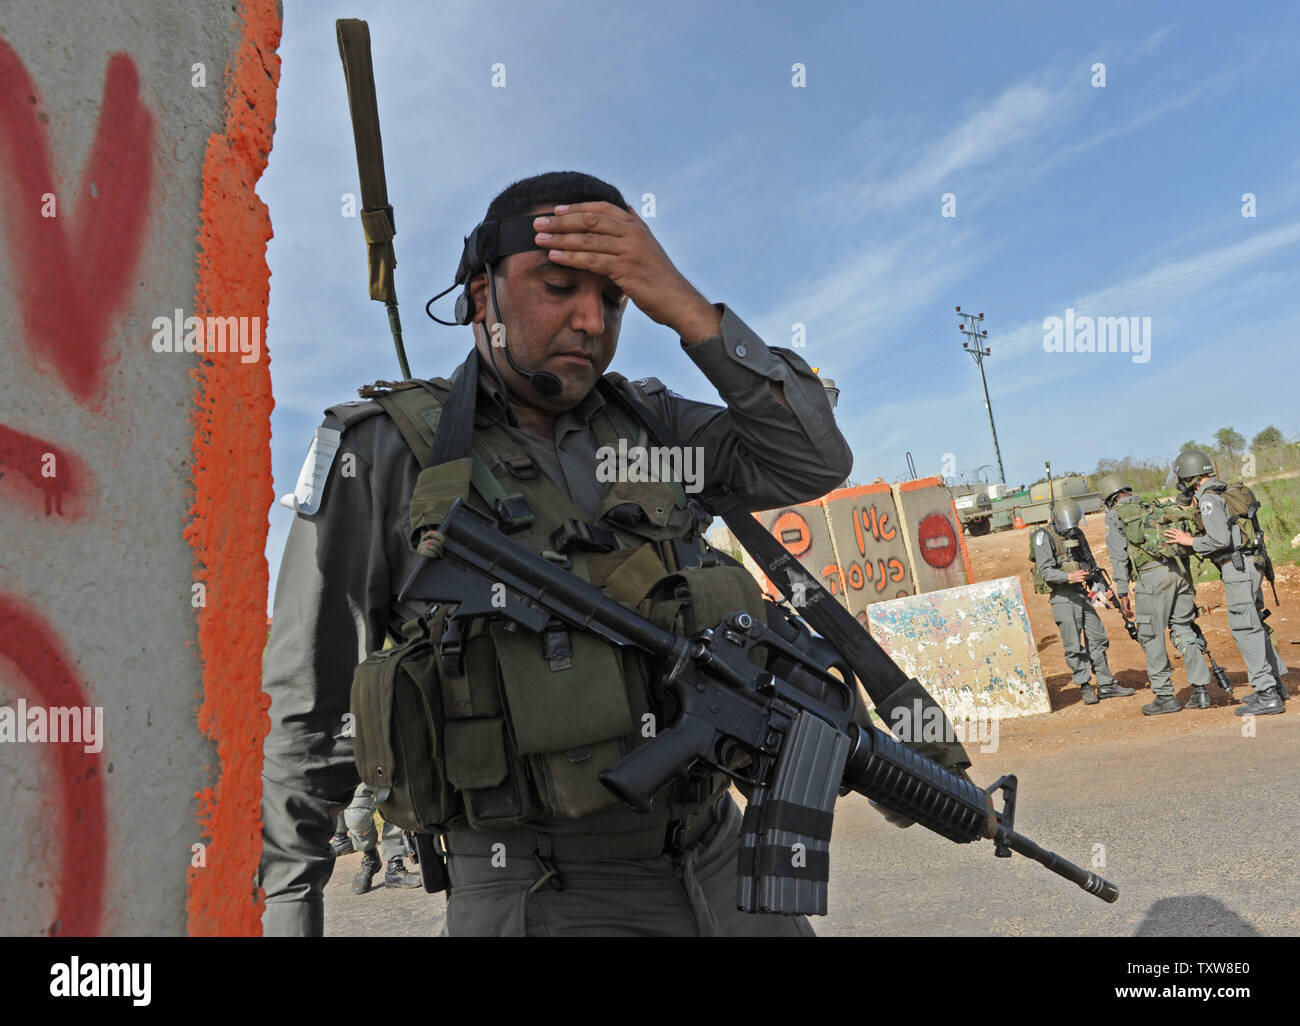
[1191,478,1287,696]
[1105,495,1211,700]
[1030,525,1119,693]
[259,305,853,936]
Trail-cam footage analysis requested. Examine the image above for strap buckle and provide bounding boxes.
[494,493,534,533]
[439,617,465,678]
[551,519,619,554]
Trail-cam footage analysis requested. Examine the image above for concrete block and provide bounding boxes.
[0,1,280,935]
[865,576,1051,722]
[891,476,971,593]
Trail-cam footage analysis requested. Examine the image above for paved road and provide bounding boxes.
[323,701,1298,937]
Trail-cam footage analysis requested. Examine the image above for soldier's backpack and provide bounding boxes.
[1220,481,1261,551]
[1113,498,1190,569]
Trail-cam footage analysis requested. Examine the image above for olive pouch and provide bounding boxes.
[490,620,636,820]
[350,628,457,833]
[644,563,770,639]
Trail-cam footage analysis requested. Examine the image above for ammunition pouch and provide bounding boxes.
[350,618,459,834]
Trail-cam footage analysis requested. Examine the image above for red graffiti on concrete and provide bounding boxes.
[851,503,896,552]
[0,39,155,935]
[0,44,153,402]
[0,598,107,935]
[0,425,92,517]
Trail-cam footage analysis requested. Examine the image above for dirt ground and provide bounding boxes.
[965,516,1297,745]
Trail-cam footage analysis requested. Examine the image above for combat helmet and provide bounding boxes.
[1097,473,1133,505]
[1173,449,1214,483]
[1050,497,1084,534]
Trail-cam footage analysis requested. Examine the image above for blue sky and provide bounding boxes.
[260,0,1300,599]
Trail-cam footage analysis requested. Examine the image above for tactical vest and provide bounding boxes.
[1113,497,1192,573]
[350,373,770,836]
[1027,521,1080,594]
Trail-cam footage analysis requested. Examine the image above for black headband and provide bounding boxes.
[454,211,554,284]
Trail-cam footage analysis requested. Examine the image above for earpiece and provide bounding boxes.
[426,212,565,399]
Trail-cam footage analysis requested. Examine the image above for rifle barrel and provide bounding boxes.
[994,826,1119,902]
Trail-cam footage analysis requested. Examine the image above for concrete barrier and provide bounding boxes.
[0,1,280,935]
[714,476,972,622]
[865,576,1051,722]
[892,476,971,594]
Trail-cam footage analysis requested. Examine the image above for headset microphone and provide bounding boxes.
[427,211,564,399]
[485,260,563,399]
[503,346,563,398]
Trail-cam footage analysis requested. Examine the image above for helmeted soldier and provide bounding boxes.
[1029,498,1134,705]
[1100,472,1214,715]
[1163,450,1288,716]
[258,172,858,936]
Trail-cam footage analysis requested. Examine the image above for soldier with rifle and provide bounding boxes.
[1163,450,1288,716]
[1028,498,1134,705]
[1100,474,1217,715]
[259,166,874,936]
[261,23,1119,934]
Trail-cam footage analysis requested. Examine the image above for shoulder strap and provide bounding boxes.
[368,348,482,470]
[372,379,449,468]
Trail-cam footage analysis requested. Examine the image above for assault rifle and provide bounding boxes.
[1246,507,1280,606]
[1071,529,1139,643]
[1188,621,1235,698]
[400,499,1120,914]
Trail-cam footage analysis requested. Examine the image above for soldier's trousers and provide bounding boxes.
[441,795,815,937]
[1133,563,1211,699]
[1219,557,1288,694]
[342,782,406,862]
[1048,589,1118,689]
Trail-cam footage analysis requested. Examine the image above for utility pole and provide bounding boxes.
[956,307,1006,485]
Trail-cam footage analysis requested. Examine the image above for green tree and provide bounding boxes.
[1252,425,1284,449]
[1214,427,1246,462]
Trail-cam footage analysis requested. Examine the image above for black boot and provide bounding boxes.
[352,849,382,894]
[1142,695,1183,716]
[385,856,423,888]
[1183,686,1212,710]
[1234,687,1286,717]
[1080,684,1098,705]
[329,831,353,858]
[1098,682,1136,699]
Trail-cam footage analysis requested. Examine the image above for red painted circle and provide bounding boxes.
[770,510,811,557]
[917,513,957,568]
